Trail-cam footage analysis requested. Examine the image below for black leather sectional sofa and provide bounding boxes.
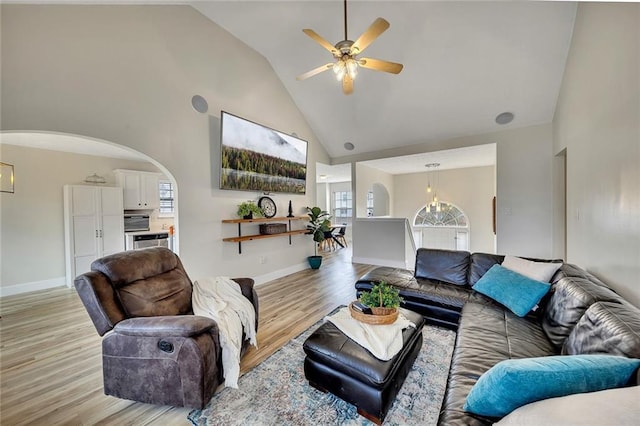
[355,248,640,425]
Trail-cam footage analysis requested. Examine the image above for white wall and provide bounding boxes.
[0,144,159,292]
[394,166,495,254]
[1,5,330,287]
[496,124,554,258]
[553,3,640,306]
[355,163,394,218]
[316,182,329,212]
[352,218,414,269]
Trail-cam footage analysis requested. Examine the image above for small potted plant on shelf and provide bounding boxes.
[237,201,263,220]
[358,281,402,315]
[306,206,331,269]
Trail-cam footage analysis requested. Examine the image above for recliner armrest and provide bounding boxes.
[113,315,218,337]
[232,277,259,330]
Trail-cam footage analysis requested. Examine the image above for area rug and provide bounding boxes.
[188,316,456,426]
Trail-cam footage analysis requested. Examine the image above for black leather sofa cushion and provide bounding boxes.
[356,266,495,329]
[542,277,623,349]
[356,268,471,309]
[563,301,640,358]
[303,308,425,388]
[469,252,504,286]
[438,302,557,426]
[415,248,470,286]
[355,266,417,290]
[469,253,564,287]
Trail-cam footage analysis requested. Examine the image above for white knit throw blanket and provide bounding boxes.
[325,307,415,361]
[192,277,257,388]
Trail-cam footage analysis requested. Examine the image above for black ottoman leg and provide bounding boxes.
[358,408,382,425]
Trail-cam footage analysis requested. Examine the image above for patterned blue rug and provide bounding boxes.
[188,316,456,426]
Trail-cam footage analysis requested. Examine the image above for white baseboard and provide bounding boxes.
[253,261,310,286]
[352,257,408,269]
[0,277,67,298]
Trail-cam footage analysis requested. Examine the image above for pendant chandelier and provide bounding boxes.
[425,163,441,212]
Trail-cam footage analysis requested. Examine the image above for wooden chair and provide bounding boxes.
[321,230,336,251]
[334,224,348,248]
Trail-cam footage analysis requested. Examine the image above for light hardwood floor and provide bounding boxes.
[0,245,374,425]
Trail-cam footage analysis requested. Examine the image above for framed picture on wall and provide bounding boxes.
[0,163,15,193]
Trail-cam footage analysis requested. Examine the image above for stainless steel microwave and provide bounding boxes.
[124,214,150,232]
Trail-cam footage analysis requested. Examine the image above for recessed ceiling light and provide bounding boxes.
[344,142,355,151]
[319,174,328,180]
[191,95,208,114]
[495,112,514,125]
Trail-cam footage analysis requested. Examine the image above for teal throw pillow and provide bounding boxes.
[473,264,550,317]
[464,355,640,418]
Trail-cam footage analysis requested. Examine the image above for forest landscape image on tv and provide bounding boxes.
[220,111,308,194]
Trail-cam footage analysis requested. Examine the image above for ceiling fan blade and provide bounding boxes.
[350,18,390,55]
[302,29,338,56]
[296,63,334,81]
[342,74,354,95]
[359,57,404,74]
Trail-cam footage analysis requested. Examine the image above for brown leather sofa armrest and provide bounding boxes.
[232,277,259,330]
[232,277,255,301]
[113,315,218,337]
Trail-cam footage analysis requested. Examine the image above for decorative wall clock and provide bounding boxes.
[258,196,277,218]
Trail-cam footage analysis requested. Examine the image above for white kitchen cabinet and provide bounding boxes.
[114,169,160,210]
[64,185,124,287]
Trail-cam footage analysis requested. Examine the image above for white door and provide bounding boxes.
[71,185,97,216]
[122,173,142,209]
[455,230,469,251]
[142,174,159,209]
[421,227,469,251]
[70,186,99,278]
[65,185,124,286]
[421,228,456,250]
[100,187,124,255]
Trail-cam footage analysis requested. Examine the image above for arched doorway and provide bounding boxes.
[368,183,390,217]
[0,131,180,294]
[413,202,469,251]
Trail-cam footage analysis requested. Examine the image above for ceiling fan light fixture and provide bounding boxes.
[346,58,358,79]
[297,0,402,94]
[333,60,346,81]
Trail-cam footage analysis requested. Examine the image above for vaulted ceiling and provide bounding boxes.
[193,1,577,159]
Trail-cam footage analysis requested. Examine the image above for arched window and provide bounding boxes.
[413,202,470,251]
[414,202,468,227]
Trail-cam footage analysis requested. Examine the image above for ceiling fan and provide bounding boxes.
[296,0,403,95]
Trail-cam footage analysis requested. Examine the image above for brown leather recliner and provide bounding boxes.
[74,247,259,409]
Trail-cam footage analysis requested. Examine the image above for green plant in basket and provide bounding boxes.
[359,281,402,314]
[237,201,263,219]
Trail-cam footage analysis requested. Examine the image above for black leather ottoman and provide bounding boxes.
[303,308,425,425]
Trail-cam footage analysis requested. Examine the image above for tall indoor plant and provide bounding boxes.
[306,206,331,269]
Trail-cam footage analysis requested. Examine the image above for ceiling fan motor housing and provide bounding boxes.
[335,40,355,57]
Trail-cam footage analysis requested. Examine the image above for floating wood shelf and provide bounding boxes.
[222,229,308,243]
[222,216,308,254]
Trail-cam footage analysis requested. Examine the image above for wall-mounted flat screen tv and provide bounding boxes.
[220,111,308,194]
